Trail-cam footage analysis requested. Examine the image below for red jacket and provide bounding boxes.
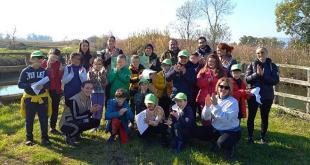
[41,60,64,94]
[230,78,252,118]
[196,68,226,106]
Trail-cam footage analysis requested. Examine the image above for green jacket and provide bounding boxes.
[108,67,131,98]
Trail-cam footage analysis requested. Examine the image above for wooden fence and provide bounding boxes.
[0,52,309,119]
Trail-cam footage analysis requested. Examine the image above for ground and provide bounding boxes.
[0,103,309,165]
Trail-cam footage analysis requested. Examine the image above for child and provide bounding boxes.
[166,93,194,152]
[105,89,133,144]
[107,54,131,99]
[134,78,152,114]
[88,57,107,131]
[62,52,87,103]
[139,93,168,145]
[129,55,145,111]
[18,51,51,146]
[41,48,64,135]
[230,64,252,119]
[153,59,173,118]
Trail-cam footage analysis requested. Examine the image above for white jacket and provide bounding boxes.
[202,96,239,131]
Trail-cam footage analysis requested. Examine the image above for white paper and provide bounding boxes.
[250,87,262,104]
[135,110,148,135]
[141,69,156,79]
[31,77,50,95]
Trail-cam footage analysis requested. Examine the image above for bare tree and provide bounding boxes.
[200,0,235,48]
[175,0,202,41]
[8,25,17,49]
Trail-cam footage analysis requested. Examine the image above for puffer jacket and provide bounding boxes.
[153,70,173,98]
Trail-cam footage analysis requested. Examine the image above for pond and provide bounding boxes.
[0,85,23,96]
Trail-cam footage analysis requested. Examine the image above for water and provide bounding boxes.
[0,85,23,96]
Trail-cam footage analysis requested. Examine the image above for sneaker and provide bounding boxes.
[50,129,62,135]
[247,137,254,144]
[65,136,76,146]
[42,139,50,146]
[25,140,34,146]
[259,137,267,144]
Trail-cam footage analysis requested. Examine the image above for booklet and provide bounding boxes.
[31,77,50,95]
[135,110,148,135]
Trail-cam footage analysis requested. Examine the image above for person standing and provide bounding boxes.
[160,39,181,65]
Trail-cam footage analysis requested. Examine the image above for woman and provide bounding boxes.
[142,43,161,72]
[245,47,279,144]
[79,39,93,71]
[98,36,124,69]
[196,53,226,124]
[199,77,241,159]
[216,43,237,77]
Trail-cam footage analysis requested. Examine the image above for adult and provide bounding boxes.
[79,39,93,71]
[98,36,124,69]
[59,81,101,145]
[142,43,161,72]
[166,50,197,119]
[193,36,212,57]
[196,53,226,124]
[216,43,237,77]
[245,47,279,144]
[199,77,241,159]
[160,39,181,65]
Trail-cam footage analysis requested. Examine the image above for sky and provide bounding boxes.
[0,0,288,43]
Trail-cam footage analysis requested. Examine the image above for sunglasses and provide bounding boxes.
[219,85,230,90]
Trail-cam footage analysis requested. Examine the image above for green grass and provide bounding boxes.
[0,103,309,165]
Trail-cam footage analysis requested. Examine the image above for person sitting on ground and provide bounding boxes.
[105,89,134,144]
[134,78,152,115]
[59,81,101,145]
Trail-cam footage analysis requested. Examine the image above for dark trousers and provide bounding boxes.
[25,98,49,141]
[158,96,171,119]
[171,122,192,142]
[61,118,100,138]
[140,123,168,141]
[49,90,61,130]
[195,125,241,152]
[247,97,273,138]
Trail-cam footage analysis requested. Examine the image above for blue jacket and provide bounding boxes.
[171,104,195,128]
[105,99,134,133]
[166,62,197,101]
[245,58,279,100]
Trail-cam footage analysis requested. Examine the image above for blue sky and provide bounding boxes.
[0,0,288,43]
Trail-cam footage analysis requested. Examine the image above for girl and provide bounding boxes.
[79,39,94,71]
[216,43,237,77]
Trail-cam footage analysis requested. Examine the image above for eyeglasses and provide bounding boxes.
[219,85,230,90]
[256,52,265,54]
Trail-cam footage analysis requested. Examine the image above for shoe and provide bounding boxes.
[25,140,34,146]
[247,137,254,144]
[224,145,235,160]
[50,129,62,135]
[259,137,267,144]
[42,139,50,146]
[108,135,115,143]
[65,135,76,146]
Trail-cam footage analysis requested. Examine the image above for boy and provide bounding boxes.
[166,92,194,152]
[18,50,51,146]
[105,89,134,144]
[134,78,152,114]
[107,54,131,99]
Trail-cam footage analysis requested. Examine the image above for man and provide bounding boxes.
[194,36,212,58]
[160,39,181,65]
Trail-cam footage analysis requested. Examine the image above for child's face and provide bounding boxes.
[146,103,155,111]
[116,97,126,106]
[93,60,103,70]
[117,58,126,69]
[190,55,200,64]
[30,57,44,68]
[207,57,216,69]
[176,99,187,109]
[140,83,149,91]
[161,64,171,72]
[131,58,140,68]
[48,54,58,63]
[71,56,81,66]
[232,70,241,79]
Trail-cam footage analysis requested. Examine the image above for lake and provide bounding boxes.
[0,85,23,96]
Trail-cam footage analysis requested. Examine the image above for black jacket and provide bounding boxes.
[245,58,280,100]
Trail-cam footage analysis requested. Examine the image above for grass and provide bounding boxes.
[0,103,309,165]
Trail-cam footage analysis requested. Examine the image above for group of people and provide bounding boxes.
[17,35,279,159]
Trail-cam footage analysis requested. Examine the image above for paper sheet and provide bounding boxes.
[135,110,148,135]
[31,77,50,95]
[250,87,262,104]
[141,69,156,79]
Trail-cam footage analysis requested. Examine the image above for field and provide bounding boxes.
[0,103,309,165]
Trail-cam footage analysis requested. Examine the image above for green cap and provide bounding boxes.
[144,93,157,105]
[139,77,149,85]
[231,64,242,71]
[178,50,189,57]
[162,59,172,65]
[31,50,45,58]
[173,92,187,101]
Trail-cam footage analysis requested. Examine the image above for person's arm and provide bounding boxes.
[245,62,260,84]
[105,100,120,120]
[107,68,117,84]
[62,66,74,85]
[42,70,50,89]
[18,69,31,89]
[116,68,131,85]
[182,67,196,85]
[178,107,194,128]
[211,98,239,121]
[154,73,165,90]
[124,102,134,120]
[201,105,212,121]
[263,63,280,85]
[79,67,87,82]
[165,67,177,82]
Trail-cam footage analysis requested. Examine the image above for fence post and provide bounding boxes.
[307,69,310,114]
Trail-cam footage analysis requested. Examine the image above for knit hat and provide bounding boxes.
[173,92,187,101]
[144,93,157,105]
[162,59,172,65]
[178,50,189,57]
